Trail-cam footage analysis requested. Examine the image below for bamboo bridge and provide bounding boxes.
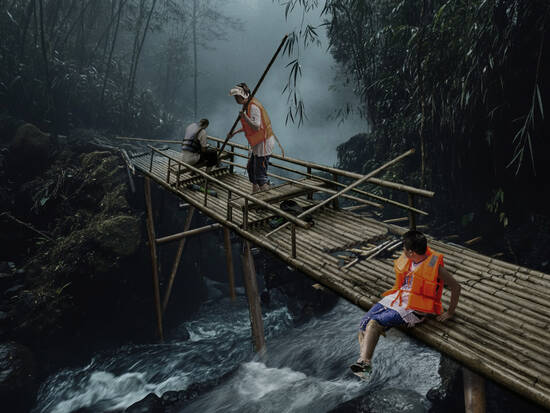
[120,136,550,411]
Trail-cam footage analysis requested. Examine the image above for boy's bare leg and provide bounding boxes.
[252,184,260,193]
[357,331,365,362]
[359,320,384,364]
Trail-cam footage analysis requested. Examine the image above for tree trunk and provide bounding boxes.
[100,0,126,115]
[127,0,157,108]
[193,0,198,119]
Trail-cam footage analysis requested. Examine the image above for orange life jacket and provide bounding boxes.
[240,98,274,147]
[382,247,444,315]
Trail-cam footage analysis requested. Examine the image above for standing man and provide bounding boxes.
[181,118,217,167]
[228,82,283,193]
[351,230,461,377]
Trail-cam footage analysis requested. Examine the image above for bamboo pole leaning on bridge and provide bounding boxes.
[265,148,416,238]
[162,207,195,314]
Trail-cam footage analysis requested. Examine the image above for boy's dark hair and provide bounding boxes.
[199,118,209,128]
[403,230,427,255]
[238,82,251,95]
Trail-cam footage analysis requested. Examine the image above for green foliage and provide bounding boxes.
[282,0,550,225]
[0,0,241,135]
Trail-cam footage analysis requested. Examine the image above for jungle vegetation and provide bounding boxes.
[0,0,240,137]
[282,0,549,238]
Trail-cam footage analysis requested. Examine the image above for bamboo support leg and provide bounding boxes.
[162,207,195,313]
[332,173,339,210]
[241,240,266,353]
[463,367,486,413]
[307,167,313,200]
[223,227,236,301]
[144,177,164,342]
[408,193,416,230]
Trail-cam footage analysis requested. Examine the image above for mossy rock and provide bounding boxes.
[99,183,130,215]
[92,214,141,256]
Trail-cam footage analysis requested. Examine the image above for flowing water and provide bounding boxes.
[33,283,441,413]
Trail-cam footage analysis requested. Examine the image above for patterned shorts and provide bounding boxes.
[359,303,406,331]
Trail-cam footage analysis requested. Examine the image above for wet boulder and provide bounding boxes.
[125,393,164,413]
[0,342,36,412]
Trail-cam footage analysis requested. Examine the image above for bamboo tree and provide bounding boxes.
[193,0,197,119]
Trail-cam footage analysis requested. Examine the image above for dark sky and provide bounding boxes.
[182,0,366,166]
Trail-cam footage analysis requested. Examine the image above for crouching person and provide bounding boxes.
[181,118,217,168]
[351,230,461,376]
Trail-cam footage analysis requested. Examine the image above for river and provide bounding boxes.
[34,281,441,413]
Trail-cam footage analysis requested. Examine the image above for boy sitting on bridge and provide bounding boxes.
[351,230,461,377]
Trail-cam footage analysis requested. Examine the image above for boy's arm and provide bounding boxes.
[436,266,461,322]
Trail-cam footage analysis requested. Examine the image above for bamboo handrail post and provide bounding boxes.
[307,167,313,200]
[230,144,235,173]
[166,158,171,183]
[223,227,236,301]
[332,173,340,210]
[291,223,297,258]
[227,190,233,222]
[203,177,208,207]
[244,198,248,230]
[144,177,164,342]
[177,163,182,188]
[408,193,416,230]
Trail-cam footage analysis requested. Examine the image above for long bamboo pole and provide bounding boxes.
[144,177,164,342]
[217,34,288,158]
[162,207,195,313]
[266,149,415,237]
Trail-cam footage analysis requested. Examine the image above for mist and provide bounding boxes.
[170,0,366,166]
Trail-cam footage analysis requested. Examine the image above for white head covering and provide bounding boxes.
[229,85,249,99]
